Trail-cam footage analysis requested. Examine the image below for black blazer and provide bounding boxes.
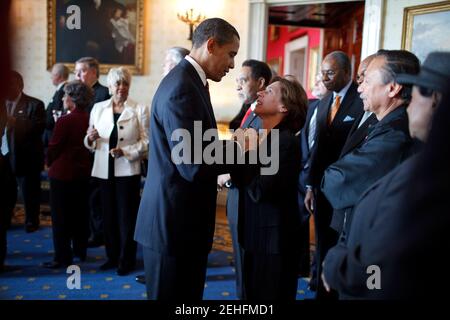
[227,109,261,225]
[323,155,419,299]
[233,125,302,254]
[44,84,66,148]
[134,59,237,255]
[297,99,320,222]
[322,106,413,234]
[305,82,364,188]
[88,81,110,113]
[7,94,45,175]
[339,112,378,158]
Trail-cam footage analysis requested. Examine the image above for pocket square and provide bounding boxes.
[343,115,354,122]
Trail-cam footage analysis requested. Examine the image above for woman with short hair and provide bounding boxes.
[44,80,93,268]
[232,77,308,300]
[84,66,148,275]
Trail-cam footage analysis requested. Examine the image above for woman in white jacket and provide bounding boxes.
[84,67,148,275]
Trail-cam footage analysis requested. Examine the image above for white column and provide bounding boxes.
[361,0,385,58]
[247,0,269,60]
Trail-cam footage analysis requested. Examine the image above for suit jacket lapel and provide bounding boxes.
[340,113,377,157]
[332,82,358,125]
[182,60,217,129]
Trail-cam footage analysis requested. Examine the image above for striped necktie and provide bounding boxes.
[328,95,341,126]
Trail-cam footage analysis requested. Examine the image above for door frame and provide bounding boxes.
[284,35,308,85]
[247,0,384,61]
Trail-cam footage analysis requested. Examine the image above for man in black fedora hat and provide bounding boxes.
[321,51,450,299]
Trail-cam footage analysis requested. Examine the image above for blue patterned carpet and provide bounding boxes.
[0,211,314,300]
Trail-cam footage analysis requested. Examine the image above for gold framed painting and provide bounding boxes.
[267,57,282,75]
[401,1,450,62]
[47,0,145,75]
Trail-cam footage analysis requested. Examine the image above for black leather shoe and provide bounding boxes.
[25,223,39,233]
[99,260,117,270]
[135,274,146,284]
[116,266,130,276]
[42,261,69,269]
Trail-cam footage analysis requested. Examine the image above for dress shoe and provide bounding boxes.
[25,223,39,233]
[42,261,70,269]
[135,274,146,284]
[99,260,117,270]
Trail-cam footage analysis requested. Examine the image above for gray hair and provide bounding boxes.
[52,63,69,80]
[167,47,190,64]
[64,80,93,110]
[107,66,132,89]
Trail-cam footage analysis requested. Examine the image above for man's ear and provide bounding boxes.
[257,77,266,90]
[388,82,402,98]
[206,38,216,55]
[432,91,442,108]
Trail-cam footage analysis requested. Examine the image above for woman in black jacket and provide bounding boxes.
[232,77,308,300]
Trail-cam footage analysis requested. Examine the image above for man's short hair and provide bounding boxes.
[9,70,24,89]
[53,63,69,80]
[168,47,190,64]
[75,57,100,78]
[192,18,240,49]
[375,49,420,103]
[242,59,272,87]
[325,51,352,75]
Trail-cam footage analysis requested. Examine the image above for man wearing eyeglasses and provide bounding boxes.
[303,51,364,299]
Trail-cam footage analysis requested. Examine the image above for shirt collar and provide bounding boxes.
[57,81,66,90]
[185,55,207,86]
[333,80,353,101]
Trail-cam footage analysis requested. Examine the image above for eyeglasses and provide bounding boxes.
[321,70,337,78]
[418,86,434,97]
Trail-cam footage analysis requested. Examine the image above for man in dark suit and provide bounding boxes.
[134,18,241,300]
[75,57,110,113]
[5,71,46,233]
[303,51,364,299]
[298,75,329,287]
[75,57,110,247]
[217,59,271,299]
[43,63,69,151]
[322,52,450,298]
[321,50,420,243]
[326,55,378,234]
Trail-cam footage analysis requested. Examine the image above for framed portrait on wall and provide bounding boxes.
[267,57,282,76]
[47,0,145,74]
[402,1,450,62]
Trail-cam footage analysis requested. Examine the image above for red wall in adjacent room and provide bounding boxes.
[267,26,321,98]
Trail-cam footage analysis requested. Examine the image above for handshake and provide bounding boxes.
[231,127,261,152]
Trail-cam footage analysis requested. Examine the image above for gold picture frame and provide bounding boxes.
[401,1,450,62]
[47,0,145,75]
[267,57,282,76]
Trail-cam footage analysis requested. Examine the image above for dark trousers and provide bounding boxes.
[229,222,245,300]
[49,178,89,264]
[226,187,245,300]
[312,190,339,299]
[99,175,140,267]
[0,156,16,266]
[242,249,299,301]
[89,177,103,242]
[16,170,41,227]
[143,247,208,301]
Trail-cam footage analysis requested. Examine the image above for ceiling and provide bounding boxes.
[269,1,365,28]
